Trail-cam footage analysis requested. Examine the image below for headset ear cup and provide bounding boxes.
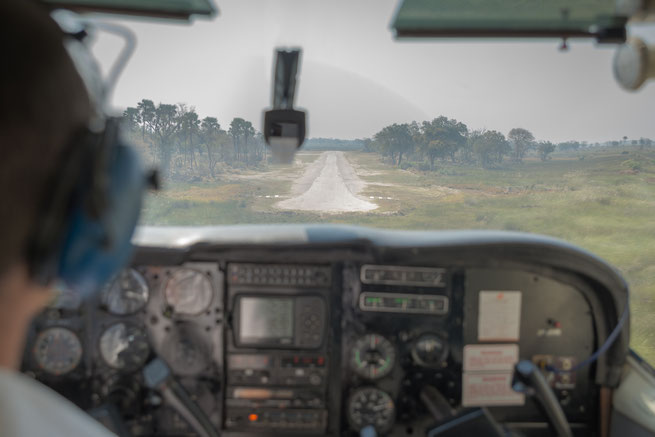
[58,142,145,294]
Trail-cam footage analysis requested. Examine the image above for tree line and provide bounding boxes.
[365,117,653,170]
[364,117,563,170]
[122,99,267,179]
[122,100,653,178]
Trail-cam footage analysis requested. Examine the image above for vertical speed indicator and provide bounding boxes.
[350,334,395,380]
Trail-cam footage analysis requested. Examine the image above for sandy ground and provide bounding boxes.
[276,151,378,213]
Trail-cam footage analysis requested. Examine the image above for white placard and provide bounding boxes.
[478,291,522,342]
[463,344,519,372]
[462,372,525,406]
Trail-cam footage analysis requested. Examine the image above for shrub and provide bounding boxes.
[621,159,642,171]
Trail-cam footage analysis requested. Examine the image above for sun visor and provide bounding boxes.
[41,0,216,20]
[392,0,627,43]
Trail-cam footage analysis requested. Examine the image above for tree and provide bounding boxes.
[418,116,468,169]
[177,104,200,170]
[558,141,580,152]
[241,120,256,163]
[508,128,535,162]
[423,139,450,170]
[122,107,139,132]
[229,118,246,162]
[472,132,490,167]
[136,99,156,140]
[151,103,179,176]
[227,118,258,164]
[251,131,267,163]
[459,131,475,164]
[472,130,510,168]
[199,116,227,177]
[537,141,556,161]
[408,120,421,141]
[490,131,511,163]
[374,123,414,166]
[122,98,267,179]
[361,138,374,153]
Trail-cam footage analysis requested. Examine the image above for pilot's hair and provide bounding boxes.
[0,1,91,278]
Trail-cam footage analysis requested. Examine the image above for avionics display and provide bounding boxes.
[234,295,326,348]
[239,297,294,344]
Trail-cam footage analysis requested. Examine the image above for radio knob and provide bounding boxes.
[308,397,321,407]
[309,373,322,386]
[260,371,270,384]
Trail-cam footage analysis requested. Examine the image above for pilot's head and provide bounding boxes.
[0,0,92,368]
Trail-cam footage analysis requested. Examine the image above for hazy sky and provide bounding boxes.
[91,0,655,143]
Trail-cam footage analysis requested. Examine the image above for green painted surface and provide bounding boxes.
[42,0,215,17]
[393,0,623,35]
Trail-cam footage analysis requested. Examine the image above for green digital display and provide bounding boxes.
[360,292,448,315]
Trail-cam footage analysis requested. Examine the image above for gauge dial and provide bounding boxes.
[411,333,448,368]
[101,269,149,315]
[347,387,395,432]
[99,323,150,372]
[33,327,82,375]
[49,283,82,310]
[164,334,209,376]
[164,268,213,315]
[351,334,396,380]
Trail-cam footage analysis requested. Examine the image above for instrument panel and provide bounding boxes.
[21,231,627,437]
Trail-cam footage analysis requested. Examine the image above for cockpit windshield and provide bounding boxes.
[88,0,655,363]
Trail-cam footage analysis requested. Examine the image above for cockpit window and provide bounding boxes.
[89,1,655,363]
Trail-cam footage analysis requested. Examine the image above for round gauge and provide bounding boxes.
[411,333,449,368]
[351,334,396,380]
[49,283,82,310]
[33,327,82,375]
[347,387,395,433]
[99,323,150,372]
[164,268,213,315]
[164,335,209,376]
[101,268,149,315]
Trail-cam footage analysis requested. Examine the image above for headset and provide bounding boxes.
[26,12,148,296]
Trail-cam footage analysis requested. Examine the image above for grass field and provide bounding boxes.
[141,148,655,362]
